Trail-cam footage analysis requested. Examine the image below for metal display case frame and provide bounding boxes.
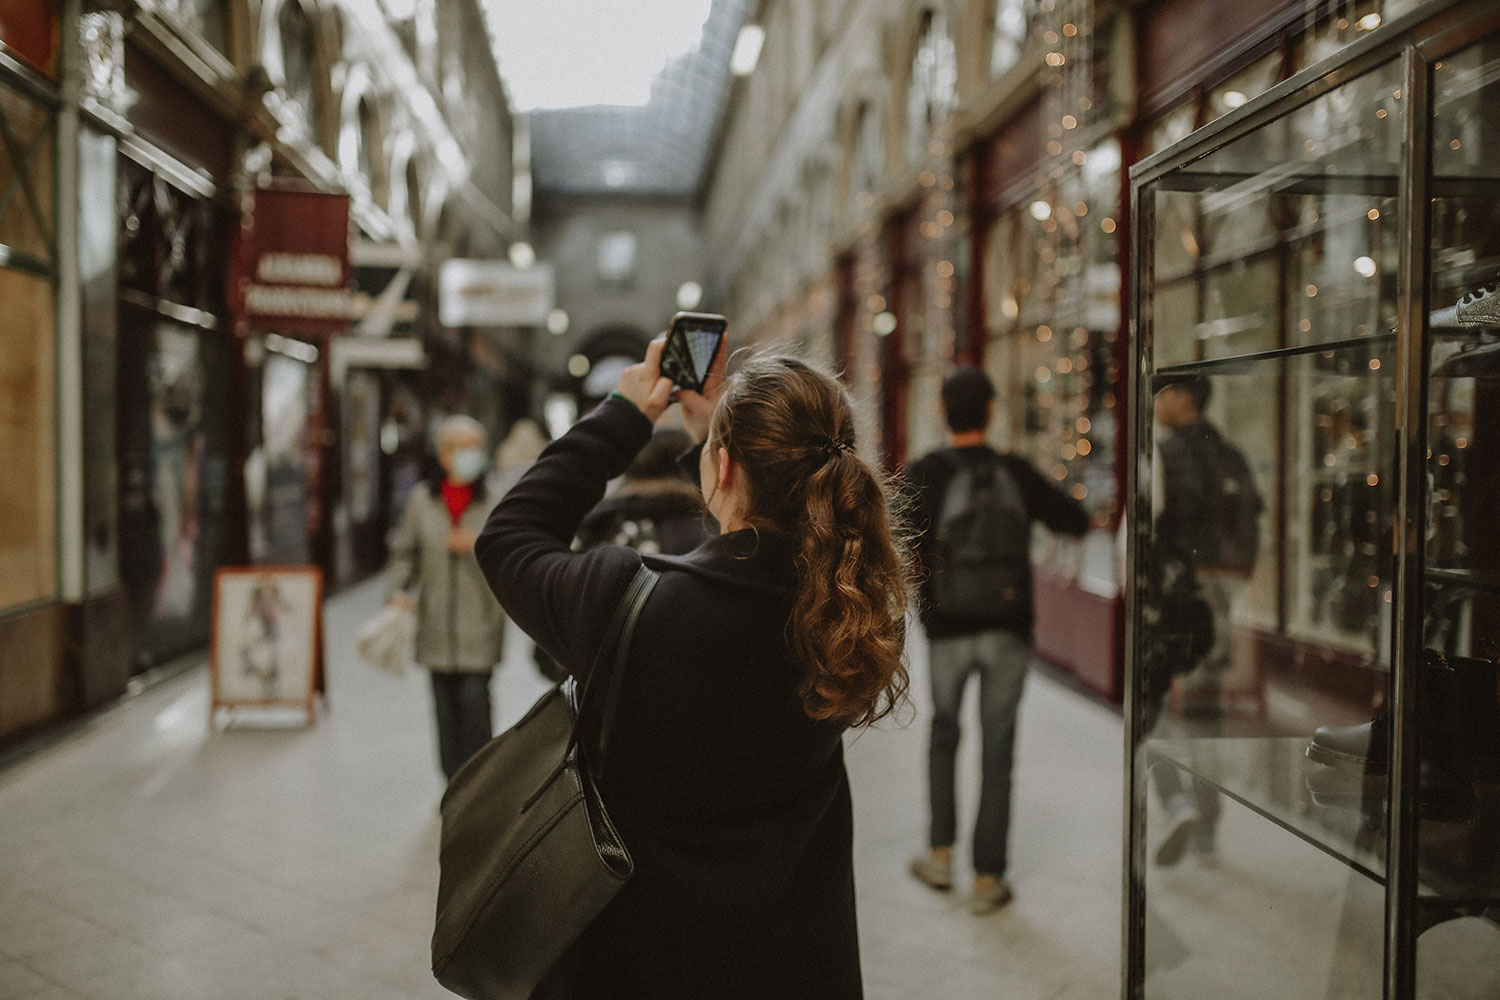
[1125,1,1500,996]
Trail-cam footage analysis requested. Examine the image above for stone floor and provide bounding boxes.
[0,575,1126,999]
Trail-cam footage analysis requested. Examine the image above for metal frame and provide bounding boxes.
[1123,1,1500,996]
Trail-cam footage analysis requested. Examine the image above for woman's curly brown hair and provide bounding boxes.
[707,354,913,727]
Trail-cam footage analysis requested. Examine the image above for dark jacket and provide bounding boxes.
[475,397,862,1000]
[908,444,1089,639]
[574,475,710,555]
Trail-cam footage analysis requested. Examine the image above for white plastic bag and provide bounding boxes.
[356,604,414,677]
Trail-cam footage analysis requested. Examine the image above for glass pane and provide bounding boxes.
[1135,56,1414,995]
[0,269,56,608]
[1138,353,1393,998]
[185,0,227,52]
[1417,36,1500,999]
[1148,59,1403,365]
[0,85,55,264]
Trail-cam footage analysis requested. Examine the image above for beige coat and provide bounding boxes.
[387,485,506,673]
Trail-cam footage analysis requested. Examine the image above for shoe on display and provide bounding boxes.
[1306,713,1387,769]
[969,875,1013,915]
[1304,647,1496,823]
[909,849,953,891]
[1431,270,1500,328]
[1153,794,1200,867]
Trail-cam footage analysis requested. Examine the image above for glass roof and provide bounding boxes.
[525,0,752,199]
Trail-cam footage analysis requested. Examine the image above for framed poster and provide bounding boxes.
[211,567,323,725]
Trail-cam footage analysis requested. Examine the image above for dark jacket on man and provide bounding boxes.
[475,397,862,1000]
[907,445,1089,640]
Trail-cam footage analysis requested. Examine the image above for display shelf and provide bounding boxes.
[1150,331,1395,377]
[1147,737,1500,911]
[1426,567,1500,597]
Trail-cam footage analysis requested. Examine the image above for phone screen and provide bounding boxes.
[661,313,726,392]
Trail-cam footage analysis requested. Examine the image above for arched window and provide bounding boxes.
[990,0,1034,79]
[357,97,383,199]
[278,0,324,141]
[185,0,227,51]
[405,159,423,239]
[905,10,958,164]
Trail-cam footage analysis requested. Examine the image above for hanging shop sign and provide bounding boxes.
[438,259,555,327]
[232,188,354,336]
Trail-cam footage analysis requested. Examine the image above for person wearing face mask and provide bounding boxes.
[386,415,507,780]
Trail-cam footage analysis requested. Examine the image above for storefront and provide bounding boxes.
[114,39,241,672]
[0,6,63,742]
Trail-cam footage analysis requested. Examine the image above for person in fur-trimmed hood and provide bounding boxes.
[574,427,714,555]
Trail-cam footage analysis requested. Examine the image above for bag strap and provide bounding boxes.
[596,563,659,760]
[571,562,659,768]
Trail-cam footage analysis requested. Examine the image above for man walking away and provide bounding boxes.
[907,368,1089,913]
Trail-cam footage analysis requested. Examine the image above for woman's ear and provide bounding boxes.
[716,446,734,494]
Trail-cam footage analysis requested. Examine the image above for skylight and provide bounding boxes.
[484,0,714,110]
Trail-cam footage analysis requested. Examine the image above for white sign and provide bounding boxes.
[439,259,555,327]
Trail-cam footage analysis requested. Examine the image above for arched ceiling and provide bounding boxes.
[525,0,753,199]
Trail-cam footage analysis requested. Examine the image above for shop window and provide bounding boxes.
[176,0,228,53]
[990,0,1035,80]
[905,10,958,165]
[117,162,222,314]
[0,269,56,610]
[0,86,55,267]
[278,0,325,144]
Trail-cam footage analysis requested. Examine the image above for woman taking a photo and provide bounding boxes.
[475,337,910,999]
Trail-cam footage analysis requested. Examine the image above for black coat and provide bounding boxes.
[475,397,862,1000]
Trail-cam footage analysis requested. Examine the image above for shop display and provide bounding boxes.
[1127,5,1500,997]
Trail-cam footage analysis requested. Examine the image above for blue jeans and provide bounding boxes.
[430,671,493,780]
[925,629,1030,878]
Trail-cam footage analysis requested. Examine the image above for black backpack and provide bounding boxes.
[929,452,1031,624]
[1197,431,1263,573]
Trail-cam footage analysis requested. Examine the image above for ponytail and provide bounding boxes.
[709,355,912,727]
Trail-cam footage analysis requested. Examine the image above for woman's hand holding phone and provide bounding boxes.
[615,329,725,436]
[615,337,676,423]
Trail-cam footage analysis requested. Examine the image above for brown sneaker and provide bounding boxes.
[970,875,1013,915]
[908,849,953,890]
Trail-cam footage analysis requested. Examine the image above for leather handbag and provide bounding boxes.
[432,564,659,1000]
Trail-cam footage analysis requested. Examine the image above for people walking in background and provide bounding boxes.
[530,426,712,683]
[386,415,507,781]
[573,426,710,555]
[907,368,1089,913]
[475,339,910,999]
[1145,374,1262,865]
[491,417,549,498]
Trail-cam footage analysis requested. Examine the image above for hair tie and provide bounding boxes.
[812,435,852,460]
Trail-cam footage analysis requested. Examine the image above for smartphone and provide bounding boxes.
[660,312,727,393]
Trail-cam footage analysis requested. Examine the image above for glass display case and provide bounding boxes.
[1125,2,1500,997]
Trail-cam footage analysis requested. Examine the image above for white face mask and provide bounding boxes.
[450,446,488,484]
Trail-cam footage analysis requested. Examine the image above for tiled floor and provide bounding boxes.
[0,577,1123,999]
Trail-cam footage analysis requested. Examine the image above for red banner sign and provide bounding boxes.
[231,187,353,337]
